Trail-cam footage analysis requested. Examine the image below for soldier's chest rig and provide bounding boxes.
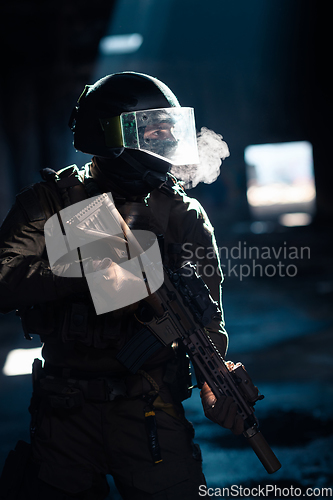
[28,164,182,350]
[50,163,175,262]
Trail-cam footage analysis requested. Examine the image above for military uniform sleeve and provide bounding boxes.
[0,191,88,314]
[169,193,229,357]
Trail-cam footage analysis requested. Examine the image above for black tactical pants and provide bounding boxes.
[22,374,206,500]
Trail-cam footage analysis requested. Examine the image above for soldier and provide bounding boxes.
[0,72,242,499]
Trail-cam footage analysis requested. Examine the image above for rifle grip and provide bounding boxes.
[245,430,281,474]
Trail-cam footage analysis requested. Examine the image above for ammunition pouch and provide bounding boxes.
[60,299,128,348]
[33,361,129,410]
[60,300,92,346]
[18,297,127,349]
[17,302,56,341]
[39,374,127,408]
[40,378,85,410]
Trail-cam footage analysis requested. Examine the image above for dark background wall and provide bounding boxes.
[0,0,116,218]
[0,0,332,228]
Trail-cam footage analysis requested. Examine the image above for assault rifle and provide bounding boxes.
[60,192,281,473]
[118,262,281,474]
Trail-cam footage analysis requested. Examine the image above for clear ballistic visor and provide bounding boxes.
[101,107,199,165]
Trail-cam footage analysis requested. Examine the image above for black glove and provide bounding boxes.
[200,382,244,435]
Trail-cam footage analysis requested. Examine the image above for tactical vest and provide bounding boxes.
[18,164,185,357]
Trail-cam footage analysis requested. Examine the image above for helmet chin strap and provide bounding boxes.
[121,151,169,190]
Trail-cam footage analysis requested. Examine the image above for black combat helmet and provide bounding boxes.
[69,72,198,166]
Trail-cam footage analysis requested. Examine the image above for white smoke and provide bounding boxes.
[171,127,230,189]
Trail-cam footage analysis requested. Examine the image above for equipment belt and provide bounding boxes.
[43,363,126,381]
[41,364,128,403]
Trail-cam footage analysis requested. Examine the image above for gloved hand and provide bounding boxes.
[200,382,244,435]
[83,257,145,315]
[83,257,113,274]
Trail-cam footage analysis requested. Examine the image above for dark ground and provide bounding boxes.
[0,223,332,499]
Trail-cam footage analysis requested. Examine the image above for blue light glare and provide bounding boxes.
[99,33,143,55]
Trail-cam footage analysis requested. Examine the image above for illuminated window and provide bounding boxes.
[2,347,43,376]
[245,141,316,226]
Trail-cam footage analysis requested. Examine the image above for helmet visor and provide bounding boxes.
[101,107,199,165]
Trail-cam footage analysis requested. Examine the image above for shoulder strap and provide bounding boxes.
[40,164,86,208]
[55,164,83,189]
[158,173,185,198]
[40,167,59,183]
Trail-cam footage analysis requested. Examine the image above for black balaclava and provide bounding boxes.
[90,152,171,198]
